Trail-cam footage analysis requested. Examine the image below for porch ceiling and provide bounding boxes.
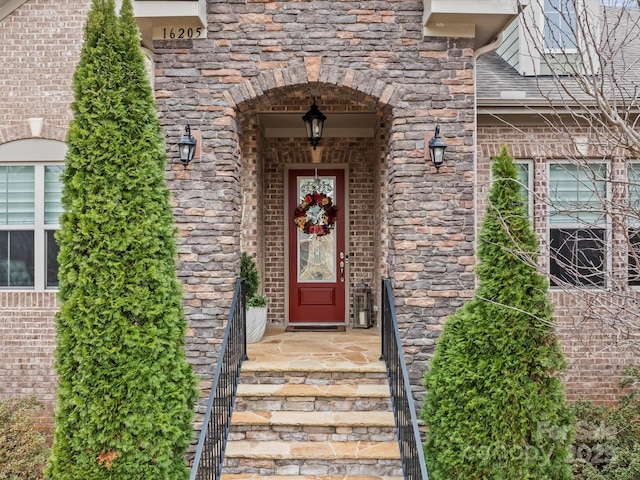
[257,113,379,138]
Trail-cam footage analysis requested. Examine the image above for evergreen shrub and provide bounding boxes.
[421,146,574,480]
[240,252,267,308]
[0,396,51,480]
[240,252,259,300]
[572,367,640,480]
[46,1,197,478]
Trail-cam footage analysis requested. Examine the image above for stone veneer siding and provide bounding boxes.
[154,0,477,412]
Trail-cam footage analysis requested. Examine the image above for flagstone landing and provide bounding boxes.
[245,325,382,368]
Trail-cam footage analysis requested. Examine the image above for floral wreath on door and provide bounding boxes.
[293,191,338,236]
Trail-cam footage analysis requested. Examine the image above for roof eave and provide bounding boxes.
[0,0,27,22]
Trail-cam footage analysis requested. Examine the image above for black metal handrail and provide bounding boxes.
[190,279,247,480]
[381,278,429,480]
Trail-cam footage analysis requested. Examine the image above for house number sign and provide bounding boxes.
[152,26,207,40]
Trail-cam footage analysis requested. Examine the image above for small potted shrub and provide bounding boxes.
[240,252,267,343]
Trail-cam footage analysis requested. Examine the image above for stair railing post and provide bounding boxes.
[241,279,248,361]
[380,278,429,480]
[380,279,386,362]
[190,278,247,480]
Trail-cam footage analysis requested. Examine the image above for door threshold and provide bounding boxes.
[285,324,347,333]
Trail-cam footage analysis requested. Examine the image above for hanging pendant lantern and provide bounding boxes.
[302,99,326,150]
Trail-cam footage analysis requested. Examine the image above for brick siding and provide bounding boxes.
[0,292,58,429]
[0,0,87,135]
[478,124,639,403]
[0,0,90,427]
[238,90,389,324]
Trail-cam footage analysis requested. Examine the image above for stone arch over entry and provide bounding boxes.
[223,60,399,113]
[231,65,397,327]
[159,49,477,410]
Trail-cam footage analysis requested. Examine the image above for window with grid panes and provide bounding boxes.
[544,0,578,51]
[549,162,607,287]
[0,164,63,289]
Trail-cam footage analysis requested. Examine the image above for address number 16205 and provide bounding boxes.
[153,27,206,40]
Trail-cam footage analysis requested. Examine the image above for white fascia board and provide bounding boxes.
[133,1,204,21]
[423,0,520,48]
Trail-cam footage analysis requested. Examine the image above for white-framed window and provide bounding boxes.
[516,160,534,218]
[627,163,640,286]
[543,0,578,51]
[0,163,63,290]
[548,162,608,287]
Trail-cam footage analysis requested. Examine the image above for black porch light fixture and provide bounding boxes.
[302,98,326,150]
[177,124,197,169]
[428,125,448,173]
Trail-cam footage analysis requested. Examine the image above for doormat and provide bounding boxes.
[285,325,346,333]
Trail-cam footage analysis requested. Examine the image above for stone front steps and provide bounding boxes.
[221,358,403,479]
[224,477,402,480]
[233,384,393,412]
[228,410,396,442]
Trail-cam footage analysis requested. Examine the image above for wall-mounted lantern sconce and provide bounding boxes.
[177,124,197,169]
[428,125,448,173]
[302,99,326,150]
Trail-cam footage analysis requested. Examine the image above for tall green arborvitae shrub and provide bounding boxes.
[421,146,573,480]
[47,1,197,478]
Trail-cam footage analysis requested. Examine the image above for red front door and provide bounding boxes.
[288,168,346,324]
